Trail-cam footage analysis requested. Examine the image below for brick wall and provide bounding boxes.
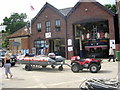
[21,37,30,49]
[30,6,67,53]
[67,2,115,58]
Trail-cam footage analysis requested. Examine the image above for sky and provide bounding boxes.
[0,0,116,24]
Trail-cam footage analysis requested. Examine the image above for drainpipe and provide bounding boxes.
[65,16,68,59]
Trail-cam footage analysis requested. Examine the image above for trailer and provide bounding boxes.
[18,54,70,71]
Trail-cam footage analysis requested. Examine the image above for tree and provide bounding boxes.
[3,13,27,34]
[2,13,28,49]
[104,4,117,13]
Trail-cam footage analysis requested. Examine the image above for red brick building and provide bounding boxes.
[8,1,116,58]
[8,26,30,54]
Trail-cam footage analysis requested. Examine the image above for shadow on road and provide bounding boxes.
[23,67,70,73]
[98,70,112,73]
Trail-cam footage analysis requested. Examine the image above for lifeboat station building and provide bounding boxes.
[8,1,116,58]
[30,1,115,58]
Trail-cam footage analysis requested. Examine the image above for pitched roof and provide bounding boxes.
[7,26,30,38]
[59,7,72,16]
[32,2,65,24]
[67,1,115,17]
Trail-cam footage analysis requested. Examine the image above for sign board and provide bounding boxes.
[32,48,36,54]
[68,47,73,51]
[12,42,20,46]
[110,40,115,49]
[45,32,51,38]
[68,39,72,46]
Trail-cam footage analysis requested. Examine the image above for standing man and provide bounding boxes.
[108,47,115,62]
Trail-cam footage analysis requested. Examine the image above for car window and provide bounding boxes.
[0,51,6,57]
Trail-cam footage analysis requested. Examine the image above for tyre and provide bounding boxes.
[98,65,101,71]
[25,64,32,71]
[89,64,99,73]
[58,66,63,71]
[11,63,15,67]
[71,63,80,73]
[42,66,47,68]
[0,62,2,67]
[51,65,55,69]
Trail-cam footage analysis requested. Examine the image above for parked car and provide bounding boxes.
[0,50,6,67]
[0,50,17,67]
[10,54,17,66]
[70,56,102,73]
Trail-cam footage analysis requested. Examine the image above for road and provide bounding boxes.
[1,59,118,88]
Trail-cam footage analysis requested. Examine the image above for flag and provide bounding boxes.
[30,5,35,10]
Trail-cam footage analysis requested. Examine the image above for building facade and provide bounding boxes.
[29,1,115,58]
[8,27,30,54]
[30,3,69,57]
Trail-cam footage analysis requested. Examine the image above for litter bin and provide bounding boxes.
[116,51,120,61]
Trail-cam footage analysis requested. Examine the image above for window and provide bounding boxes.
[55,19,61,31]
[37,22,42,32]
[34,40,46,48]
[45,21,51,32]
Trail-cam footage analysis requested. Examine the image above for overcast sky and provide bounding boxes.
[0,0,115,24]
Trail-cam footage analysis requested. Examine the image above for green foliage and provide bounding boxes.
[104,4,117,13]
[3,13,27,34]
[2,38,9,50]
[2,13,28,49]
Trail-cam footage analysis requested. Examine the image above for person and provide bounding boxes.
[108,47,115,62]
[4,52,13,79]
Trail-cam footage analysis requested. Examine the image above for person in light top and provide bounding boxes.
[108,47,115,62]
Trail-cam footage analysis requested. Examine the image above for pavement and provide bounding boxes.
[1,59,119,88]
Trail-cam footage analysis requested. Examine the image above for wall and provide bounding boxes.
[30,6,67,55]
[67,2,115,58]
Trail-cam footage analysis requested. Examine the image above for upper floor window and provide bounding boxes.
[37,22,41,32]
[45,21,51,32]
[55,19,61,31]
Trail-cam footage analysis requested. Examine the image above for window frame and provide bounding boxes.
[45,21,51,32]
[37,22,42,32]
[55,19,61,31]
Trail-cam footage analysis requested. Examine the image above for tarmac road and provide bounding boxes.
[1,59,118,88]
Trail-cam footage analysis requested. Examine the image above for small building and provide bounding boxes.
[29,1,115,58]
[7,26,30,54]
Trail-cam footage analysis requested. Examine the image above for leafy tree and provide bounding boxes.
[2,13,28,49]
[104,4,117,13]
[3,13,27,34]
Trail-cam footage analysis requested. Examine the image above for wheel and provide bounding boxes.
[42,66,47,68]
[71,63,80,73]
[25,64,32,71]
[11,63,15,67]
[58,66,63,71]
[89,64,99,73]
[0,62,2,67]
[51,65,55,69]
[98,65,101,71]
